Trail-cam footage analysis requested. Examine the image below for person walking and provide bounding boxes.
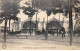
[61,27,65,38]
[42,28,45,35]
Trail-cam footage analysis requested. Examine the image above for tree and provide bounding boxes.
[32,0,80,45]
[23,4,37,36]
[1,0,21,42]
[68,0,80,45]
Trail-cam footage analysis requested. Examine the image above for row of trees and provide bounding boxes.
[0,0,21,42]
[32,0,80,45]
[0,0,38,42]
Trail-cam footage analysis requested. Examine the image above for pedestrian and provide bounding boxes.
[42,28,45,35]
[61,27,65,38]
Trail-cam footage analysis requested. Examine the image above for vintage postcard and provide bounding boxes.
[0,0,80,50]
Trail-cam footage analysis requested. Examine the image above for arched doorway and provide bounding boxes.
[48,18,62,36]
[21,20,36,34]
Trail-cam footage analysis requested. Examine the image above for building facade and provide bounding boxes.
[21,19,36,33]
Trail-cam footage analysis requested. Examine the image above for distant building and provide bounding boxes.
[21,19,36,33]
[48,18,62,34]
[48,18,62,29]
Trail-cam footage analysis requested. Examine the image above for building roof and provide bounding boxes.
[48,17,61,23]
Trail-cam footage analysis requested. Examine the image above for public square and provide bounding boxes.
[0,32,80,50]
[0,0,80,50]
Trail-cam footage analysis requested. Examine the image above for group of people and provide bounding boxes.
[42,26,66,38]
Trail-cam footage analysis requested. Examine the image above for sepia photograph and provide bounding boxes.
[0,0,80,50]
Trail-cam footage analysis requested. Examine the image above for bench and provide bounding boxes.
[16,34,27,39]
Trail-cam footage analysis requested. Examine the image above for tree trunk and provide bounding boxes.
[30,18,31,36]
[59,13,60,21]
[4,17,7,42]
[35,13,37,35]
[9,19,11,35]
[45,15,48,40]
[69,0,73,46]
